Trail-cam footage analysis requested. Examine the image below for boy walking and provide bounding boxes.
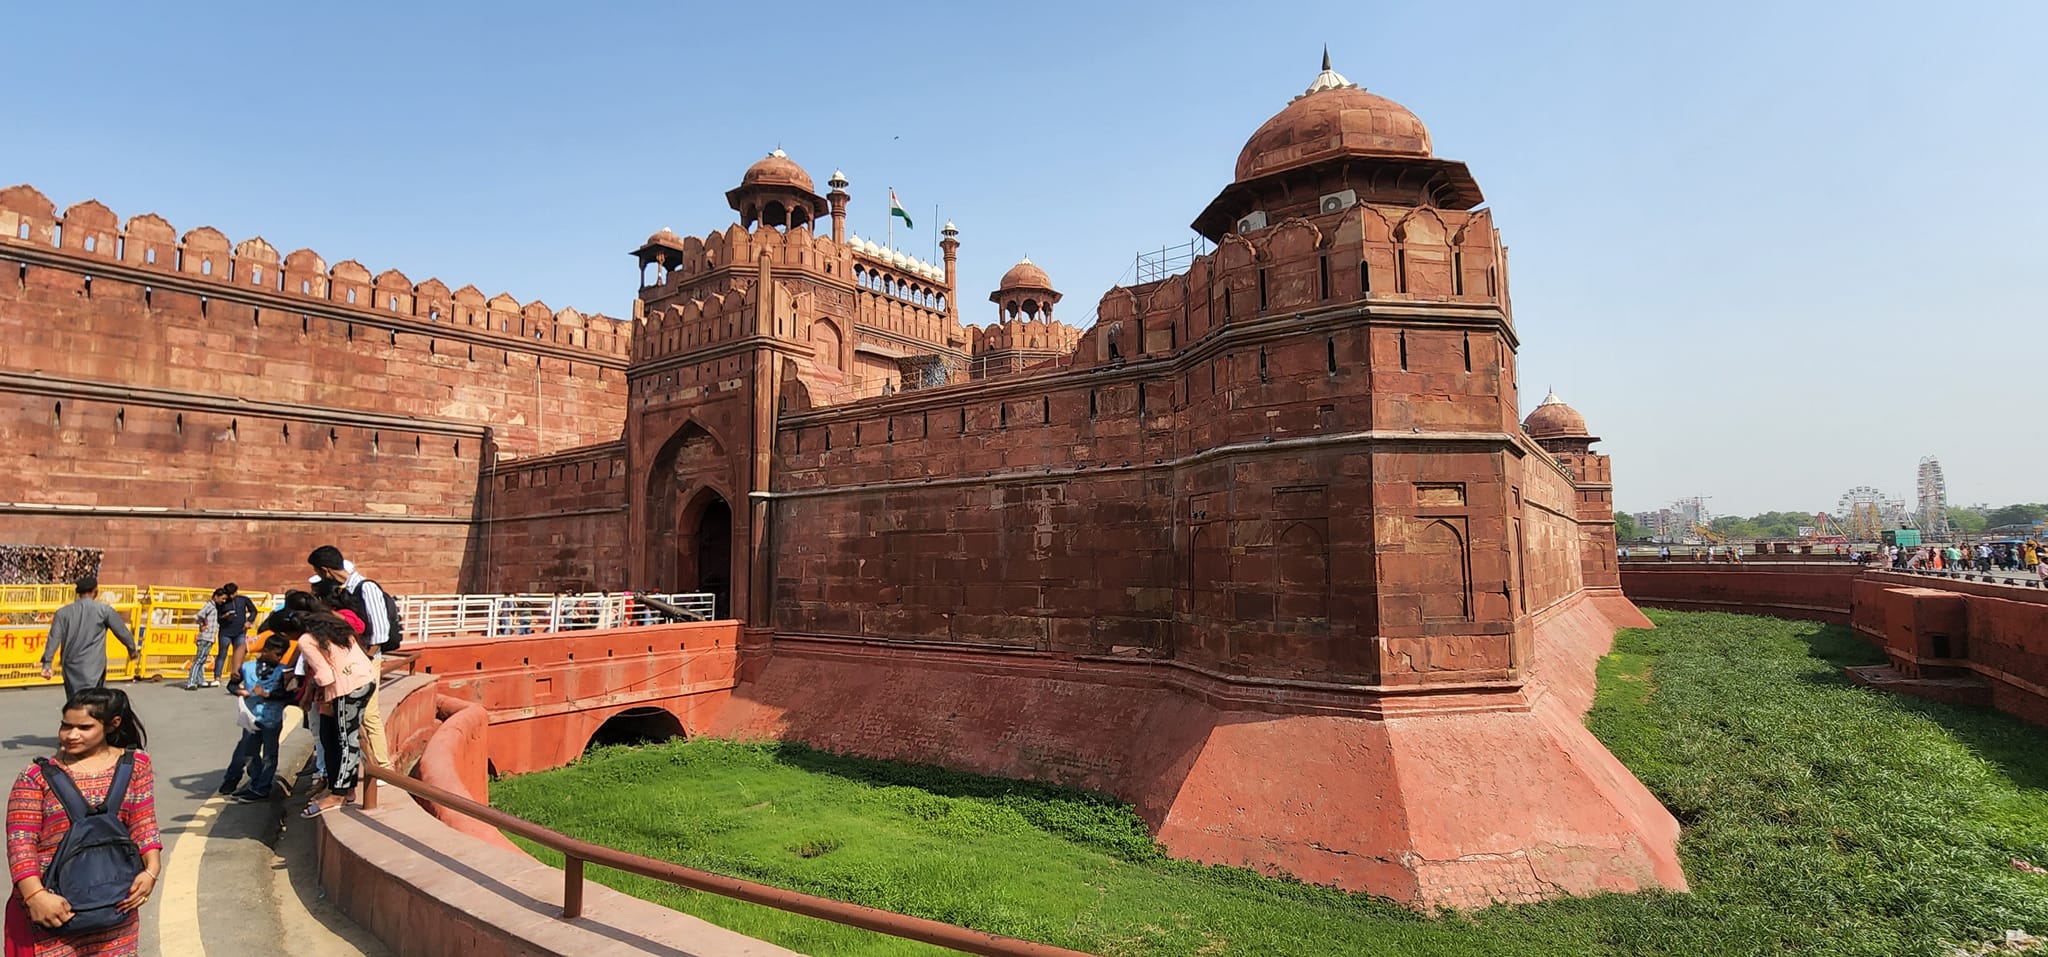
[221,633,294,802]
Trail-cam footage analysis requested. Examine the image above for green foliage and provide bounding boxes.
[1983,503,2048,531]
[493,612,2048,956]
[1614,511,1642,541]
[1710,511,1817,539]
[1948,507,1990,536]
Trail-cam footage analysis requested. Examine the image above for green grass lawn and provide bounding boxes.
[489,611,2048,956]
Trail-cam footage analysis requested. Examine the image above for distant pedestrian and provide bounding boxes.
[38,578,139,702]
[214,584,258,695]
[1659,545,1672,561]
[185,588,224,690]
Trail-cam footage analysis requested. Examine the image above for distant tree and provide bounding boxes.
[1983,503,2048,529]
[1614,511,1640,541]
[1711,516,1765,540]
[1746,511,1811,539]
[1947,507,1988,536]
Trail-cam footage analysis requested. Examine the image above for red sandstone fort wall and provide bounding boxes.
[766,313,1599,685]
[481,443,630,594]
[0,185,630,590]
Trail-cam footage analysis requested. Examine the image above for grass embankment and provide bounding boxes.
[490,611,2048,956]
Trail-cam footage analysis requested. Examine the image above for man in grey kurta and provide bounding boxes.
[39,576,139,700]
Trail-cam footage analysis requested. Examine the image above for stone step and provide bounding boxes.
[1844,664,1993,708]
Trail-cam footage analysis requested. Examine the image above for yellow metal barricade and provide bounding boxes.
[0,584,270,689]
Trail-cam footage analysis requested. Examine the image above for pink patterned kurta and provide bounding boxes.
[5,751,160,957]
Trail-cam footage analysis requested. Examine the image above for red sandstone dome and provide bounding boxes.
[1234,65,1433,182]
[996,257,1054,292]
[1523,390,1592,440]
[740,149,815,194]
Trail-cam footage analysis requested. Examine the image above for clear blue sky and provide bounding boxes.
[10,0,2043,515]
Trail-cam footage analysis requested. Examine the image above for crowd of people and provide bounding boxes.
[9,545,399,956]
[1886,540,2048,583]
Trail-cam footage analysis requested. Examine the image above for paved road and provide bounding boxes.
[0,679,386,956]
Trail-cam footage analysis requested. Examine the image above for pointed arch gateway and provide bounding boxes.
[644,420,735,617]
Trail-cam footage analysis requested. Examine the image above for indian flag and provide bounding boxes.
[889,189,914,229]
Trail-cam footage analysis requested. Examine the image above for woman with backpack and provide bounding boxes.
[5,688,161,956]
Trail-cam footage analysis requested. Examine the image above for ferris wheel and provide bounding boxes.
[1837,486,1898,542]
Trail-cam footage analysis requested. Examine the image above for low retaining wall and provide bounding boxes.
[1854,572,2048,726]
[1623,564,2048,729]
[314,621,794,957]
[316,672,802,957]
[1620,562,1862,622]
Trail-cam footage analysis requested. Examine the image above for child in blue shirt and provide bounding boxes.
[221,633,294,802]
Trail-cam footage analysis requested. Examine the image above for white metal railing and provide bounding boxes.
[396,592,718,644]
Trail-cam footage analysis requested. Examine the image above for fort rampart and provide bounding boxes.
[1,185,631,591]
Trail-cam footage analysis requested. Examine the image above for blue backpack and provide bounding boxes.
[33,752,144,935]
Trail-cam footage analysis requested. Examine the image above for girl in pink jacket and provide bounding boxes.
[293,612,376,817]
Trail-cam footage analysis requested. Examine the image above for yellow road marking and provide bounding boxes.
[153,711,304,955]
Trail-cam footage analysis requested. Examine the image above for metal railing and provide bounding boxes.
[397,591,718,643]
[357,765,1099,957]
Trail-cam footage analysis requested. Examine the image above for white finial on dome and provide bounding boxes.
[1540,387,1563,406]
[1020,255,1033,264]
[1302,46,1357,97]
[770,147,788,158]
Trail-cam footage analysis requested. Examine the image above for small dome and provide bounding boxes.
[1523,389,1591,440]
[1234,63,1433,182]
[997,257,1054,291]
[644,227,684,248]
[741,148,816,193]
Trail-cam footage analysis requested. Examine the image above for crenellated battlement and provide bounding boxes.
[967,317,1082,357]
[637,223,952,319]
[1063,202,1507,372]
[0,184,635,363]
[632,278,808,366]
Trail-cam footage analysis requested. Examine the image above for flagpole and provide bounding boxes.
[887,187,894,252]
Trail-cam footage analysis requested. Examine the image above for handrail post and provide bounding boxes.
[563,855,584,919]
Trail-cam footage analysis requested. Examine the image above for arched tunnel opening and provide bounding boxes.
[586,706,686,751]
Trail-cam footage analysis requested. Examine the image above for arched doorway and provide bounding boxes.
[692,495,732,619]
[585,706,685,751]
[644,420,726,592]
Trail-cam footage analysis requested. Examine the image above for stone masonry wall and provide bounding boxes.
[481,444,630,594]
[0,185,630,590]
